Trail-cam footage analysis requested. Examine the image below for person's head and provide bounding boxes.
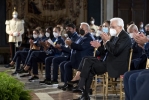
[90,17,95,25]
[46,26,53,38]
[80,22,90,36]
[140,22,144,28]
[53,26,61,38]
[102,20,110,34]
[127,24,138,38]
[12,7,18,19]
[57,24,64,32]
[33,29,40,38]
[39,29,45,38]
[127,24,138,33]
[36,27,42,31]
[145,24,149,31]
[110,18,124,36]
[65,23,76,37]
[90,28,96,36]
[98,25,102,31]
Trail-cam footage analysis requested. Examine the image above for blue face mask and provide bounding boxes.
[102,27,109,33]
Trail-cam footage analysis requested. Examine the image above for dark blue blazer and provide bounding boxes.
[131,39,143,59]
[144,42,149,58]
[60,32,80,58]
[70,33,95,69]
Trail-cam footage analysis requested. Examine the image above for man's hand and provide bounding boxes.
[90,41,101,48]
[55,44,61,49]
[100,33,110,42]
[65,39,72,46]
[134,32,148,46]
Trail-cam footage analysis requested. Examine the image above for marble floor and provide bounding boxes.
[0,65,124,100]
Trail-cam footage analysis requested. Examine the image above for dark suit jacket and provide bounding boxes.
[131,39,143,59]
[70,33,95,69]
[105,30,132,77]
[60,32,80,58]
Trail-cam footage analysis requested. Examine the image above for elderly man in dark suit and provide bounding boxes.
[75,18,132,100]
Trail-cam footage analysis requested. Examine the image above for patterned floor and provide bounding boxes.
[0,65,124,100]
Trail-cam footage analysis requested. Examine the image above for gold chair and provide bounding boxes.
[103,49,133,99]
[92,48,105,94]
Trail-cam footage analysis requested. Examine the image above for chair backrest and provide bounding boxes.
[93,48,98,57]
[128,49,133,71]
[146,58,149,69]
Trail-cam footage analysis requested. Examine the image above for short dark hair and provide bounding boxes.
[104,20,110,26]
[66,23,76,29]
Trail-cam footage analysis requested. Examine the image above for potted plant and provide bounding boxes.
[0,72,31,100]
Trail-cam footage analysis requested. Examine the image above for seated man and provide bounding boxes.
[58,22,95,90]
[127,24,145,70]
[124,32,149,100]
[76,18,131,100]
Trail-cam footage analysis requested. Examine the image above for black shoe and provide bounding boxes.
[4,64,13,68]
[20,74,31,77]
[28,76,39,82]
[62,84,73,91]
[51,80,58,84]
[11,72,17,75]
[72,86,82,93]
[39,79,47,84]
[45,80,53,85]
[17,69,28,73]
[67,80,79,85]
[57,84,67,89]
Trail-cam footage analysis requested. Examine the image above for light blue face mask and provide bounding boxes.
[102,27,109,33]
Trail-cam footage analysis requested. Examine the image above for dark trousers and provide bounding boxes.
[60,61,67,82]
[60,60,79,84]
[12,51,28,71]
[28,51,52,75]
[45,56,55,80]
[52,56,68,82]
[78,57,106,93]
[123,70,144,100]
[134,70,149,100]
[9,42,21,59]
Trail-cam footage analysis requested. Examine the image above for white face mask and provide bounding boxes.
[39,34,43,38]
[53,32,59,38]
[64,33,68,37]
[45,32,50,37]
[102,27,109,33]
[110,28,117,36]
[96,31,102,37]
[13,14,18,18]
[33,34,38,38]
[140,24,143,28]
[129,33,133,38]
[90,21,94,24]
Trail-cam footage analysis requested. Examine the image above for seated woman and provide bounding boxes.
[18,26,65,81]
[5,29,41,75]
[68,20,111,84]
